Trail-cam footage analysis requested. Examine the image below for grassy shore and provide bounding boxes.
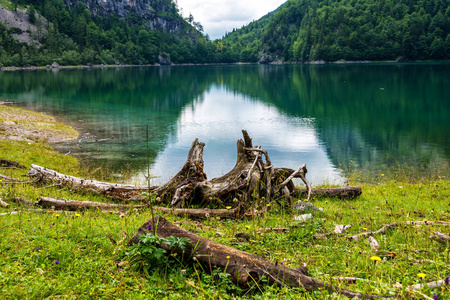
[1,103,449,299]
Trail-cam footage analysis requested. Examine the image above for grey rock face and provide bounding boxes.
[64,0,186,34]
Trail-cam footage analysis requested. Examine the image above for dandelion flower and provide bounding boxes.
[370,256,381,261]
[417,273,426,278]
[245,225,250,229]
[363,228,368,231]
[266,204,271,207]
[381,174,385,177]
[75,214,81,217]
[55,214,60,218]
[226,206,232,209]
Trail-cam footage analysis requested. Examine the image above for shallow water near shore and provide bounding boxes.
[1,63,449,185]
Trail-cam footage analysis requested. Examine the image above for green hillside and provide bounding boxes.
[224,0,450,62]
[0,0,228,66]
[1,0,449,66]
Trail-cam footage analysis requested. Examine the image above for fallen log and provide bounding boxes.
[0,159,26,169]
[0,174,20,181]
[154,206,241,219]
[129,216,387,299]
[37,197,148,211]
[430,232,450,244]
[37,197,240,218]
[12,197,35,206]
[349,221,450,241]
[294,186,362,200]
[27,165,152,200]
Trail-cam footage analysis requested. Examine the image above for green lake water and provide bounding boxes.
[1,64,449,185]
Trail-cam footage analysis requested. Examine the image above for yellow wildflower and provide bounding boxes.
[226,206,232,209]
[417,273,426,278]
[370,256,381,261]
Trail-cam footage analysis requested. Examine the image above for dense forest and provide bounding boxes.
[0,0,236,66]
[0,0,449,66]
[225,0,450,62]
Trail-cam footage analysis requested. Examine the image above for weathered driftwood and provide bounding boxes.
[430,231,450,244]
[26,131,362,208]
[404,278,450,291]
[27,165,151,199]
[36,197,240,219]
[349,221,450,241]
[294,186,362,200]
[0,198,9,208]
[153,139,207,206]
[0,159,26,169]
[12,197,35,206]
[37,197,148,211]
[129,216,386,299]
[154,206,241,219]
[0,174,20,181]
[149,130,312,207]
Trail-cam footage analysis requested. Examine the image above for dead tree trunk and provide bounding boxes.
[166,130,311,208]
[36,197,240,218]
[153,139,207,206]
[26,131,362,208]
[129,217,385,299]
[37,197,148,211]
[27,164,151,200]
[294,186,362,200]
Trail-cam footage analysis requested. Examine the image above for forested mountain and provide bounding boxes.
[1,0,449,66]
[225,0,450,62]
[0,0,230,66]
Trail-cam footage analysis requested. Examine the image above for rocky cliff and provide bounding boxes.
[64,0,186,33]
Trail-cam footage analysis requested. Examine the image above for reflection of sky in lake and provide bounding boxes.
[138,85,344,186]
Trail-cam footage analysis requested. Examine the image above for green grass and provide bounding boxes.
[1,106,449,299]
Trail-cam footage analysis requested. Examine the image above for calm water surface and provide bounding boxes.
[1,64,449,185]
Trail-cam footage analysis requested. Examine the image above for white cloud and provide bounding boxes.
[176,0,286,40]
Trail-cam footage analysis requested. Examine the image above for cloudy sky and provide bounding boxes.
[176,0,287,40]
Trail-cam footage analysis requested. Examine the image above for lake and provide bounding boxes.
[1,64,449,185]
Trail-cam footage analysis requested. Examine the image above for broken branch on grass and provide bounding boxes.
[36,197,240,218]
[129,216,390,299]
[0,159,26,169]
[294,186,362,200]
[0,199,9,208]
[430,231,450,244]
[349,221,450,241]
[0,174,20,181]
[368,236,380,252]
[27,164,151,200]
[404,278,450,292]
[37,197,148,211]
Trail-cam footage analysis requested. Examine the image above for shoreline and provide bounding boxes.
[1,60,448,72]
[0,102,79,144]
